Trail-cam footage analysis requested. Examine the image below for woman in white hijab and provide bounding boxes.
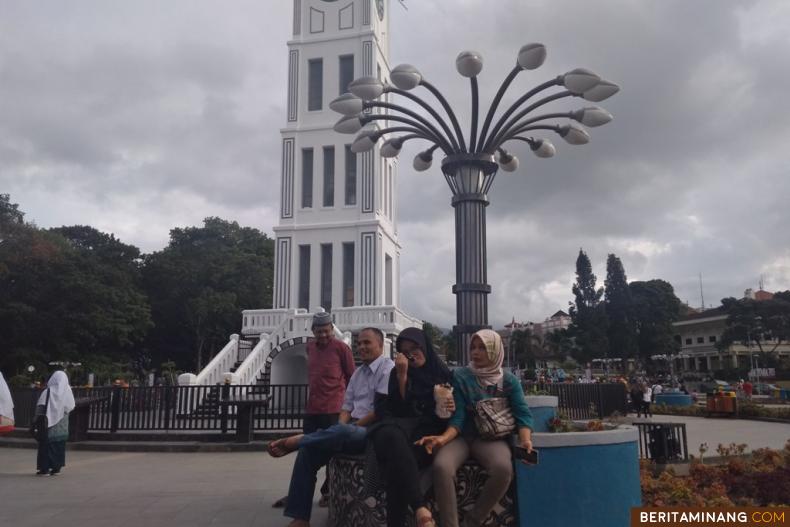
[417,330,534,527]
[35,370,75,475]
[0,371,14,435]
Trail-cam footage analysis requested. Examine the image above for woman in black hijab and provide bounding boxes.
[368,327,454,527]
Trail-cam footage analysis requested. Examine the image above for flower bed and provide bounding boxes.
[652,402,790,421]
[641,441,790,506]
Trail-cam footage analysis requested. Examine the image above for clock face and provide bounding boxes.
[376,0,384,20]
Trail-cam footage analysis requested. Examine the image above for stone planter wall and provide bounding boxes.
[516,426,641,527]
[524,395,558,433]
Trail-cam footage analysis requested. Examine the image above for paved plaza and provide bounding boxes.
[0,416,788,527]
[0,448,328,527]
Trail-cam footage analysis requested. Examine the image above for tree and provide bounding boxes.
[543,328,576,361]
[510,328,539,368]
[604,254,637,360]
[719,292,790,366]
[423,322,453,362]
[629,280,682,360]
[0,216,151,380]
[568,249,608,363]
[142,217,274,371]
[0,193,25,228]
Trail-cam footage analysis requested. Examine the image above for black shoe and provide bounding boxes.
[272,496,287,508]
[49,469,60,476]
[36,470,47,476]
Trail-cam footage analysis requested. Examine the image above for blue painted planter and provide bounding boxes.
[655,393,693,406]
[524,395,558,433]
[516,427,641,527]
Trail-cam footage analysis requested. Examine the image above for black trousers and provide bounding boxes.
[372,424,432,527]
[36,440,66,473]
[303,413,339,496]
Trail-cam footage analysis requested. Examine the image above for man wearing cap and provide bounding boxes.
[272,311,355,508]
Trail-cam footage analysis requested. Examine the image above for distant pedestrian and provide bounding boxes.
[651,382,663,403]
[0,372,15,435]
[34,371,75,475]
[629,384,643,416]
[641,383,652,418]
[743,380,753,398]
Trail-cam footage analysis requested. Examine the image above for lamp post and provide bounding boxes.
[331,44,618,365]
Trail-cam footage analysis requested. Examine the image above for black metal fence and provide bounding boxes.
[10,381,628,433]
[634,422,689,463]
[525,382,629,419]
[10,384,308,432]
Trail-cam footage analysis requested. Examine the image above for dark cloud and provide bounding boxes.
[1,0,788,327]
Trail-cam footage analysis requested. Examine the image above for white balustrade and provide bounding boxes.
[241,308,291,336]
[331,305,423,331]
[231,309,315,386]
[195,334,239,386]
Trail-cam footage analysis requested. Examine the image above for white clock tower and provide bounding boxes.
[273,0,401,317]
[182,0,420,389]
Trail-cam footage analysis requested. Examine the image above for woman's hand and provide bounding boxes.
[518,427,533,453]
[394,352,409,378]
[415,435,445,454]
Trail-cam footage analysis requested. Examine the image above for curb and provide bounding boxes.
[0,436,273,453]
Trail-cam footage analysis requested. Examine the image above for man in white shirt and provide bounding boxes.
[651,381,663,403]
[269,327,394,527]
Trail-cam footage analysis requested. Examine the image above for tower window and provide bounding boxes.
[323,146,335,207]
[385,254,393,305]
[301,148,313,208]
[339,55,354,95]
[321,243,333,312]
[345,145,357,205]
[343,242,354,307]
[298,245,311,310]
[308,58,323,111]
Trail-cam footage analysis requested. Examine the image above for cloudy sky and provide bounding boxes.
[2,0,789,329]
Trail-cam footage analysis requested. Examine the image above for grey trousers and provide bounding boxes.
[432,437,513,527]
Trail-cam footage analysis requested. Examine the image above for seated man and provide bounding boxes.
[268,327,394,527]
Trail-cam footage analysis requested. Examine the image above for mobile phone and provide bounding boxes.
[514,447,538,465]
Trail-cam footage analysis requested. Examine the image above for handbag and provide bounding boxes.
[473,378,516,440]
[29,388,50,442]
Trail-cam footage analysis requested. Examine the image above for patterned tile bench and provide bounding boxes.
[327,453,517,527]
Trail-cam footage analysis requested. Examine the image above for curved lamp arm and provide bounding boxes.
[487,91,573,152]
[477,65,521,151]
[469,76,480,153]
[482,77,561,152]
[421,79,467,153]
[386,87,461,152]
[364,114,453,154]
[369,101,455,154]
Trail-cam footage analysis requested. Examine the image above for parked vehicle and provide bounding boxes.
[752,382,780,395]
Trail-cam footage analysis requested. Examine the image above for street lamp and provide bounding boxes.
[331,43,619,364]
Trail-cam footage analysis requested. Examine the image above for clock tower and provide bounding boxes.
[273,0,402,318]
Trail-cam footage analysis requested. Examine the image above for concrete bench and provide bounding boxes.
[327,453,516,527]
